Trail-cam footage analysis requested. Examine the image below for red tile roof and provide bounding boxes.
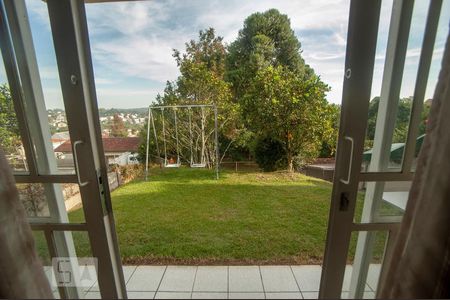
[54,137,140,153]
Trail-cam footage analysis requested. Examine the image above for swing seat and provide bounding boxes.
[190,163,206,168]
[165,163,181,168]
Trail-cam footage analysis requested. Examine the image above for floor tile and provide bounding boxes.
[364,291,376,299]
[366,264,381,291]
[266,292,302,299]
[341,290,375,299]
[127,266,166,291]
[83,291,101,299]
[291,265,321,292]
[260,266,299,292]
[193,266,228,292]
[158,266,197,292]
[155,292,192,299]
[229,292,265,299]
[192,292,228,299]
[80,266,98,292]
[302,291,319,299]
[342,265,372,292]
[127,291,156,299]
[229,266,264,292]
[90,265,137,292]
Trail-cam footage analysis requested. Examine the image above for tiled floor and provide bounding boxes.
[45,264,380,299]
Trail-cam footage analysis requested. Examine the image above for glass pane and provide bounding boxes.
[33,230,97,299]
[18,183,85,222]
[17,0,75,175]
[342,231,388,299]
[51,231,99,299]
[18,183,49,217]
[32,231,61,299]
[361,0,442,173]
[354,181,410,223]
[0,42,29,173]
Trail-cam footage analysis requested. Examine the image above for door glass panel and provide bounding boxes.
[354,181,411,223]
[32,231,61,298]
[19,0,75,175]
[342,231,388,299]
[33,230,97,299]
[361,0,441,173]
[18,183,49,217]
[19,182,86,222]
[0,48,29,173]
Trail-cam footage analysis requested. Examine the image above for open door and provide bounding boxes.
[0,0,126,298]
[320,0,444,298]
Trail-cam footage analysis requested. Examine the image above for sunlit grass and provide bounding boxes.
[35,168,386,265]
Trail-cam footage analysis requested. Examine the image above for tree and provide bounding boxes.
[227,9,313,101]
[365,96,430,150]
[145,28,239,167]
[319,104,340,158]
[0,84,21,154]
[243,65,330,171]
[110,113,127,137]
[228,9,330,170]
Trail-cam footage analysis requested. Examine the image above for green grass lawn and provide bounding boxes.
[35,168,389,265]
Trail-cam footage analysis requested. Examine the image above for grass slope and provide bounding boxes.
[36,168,389,265]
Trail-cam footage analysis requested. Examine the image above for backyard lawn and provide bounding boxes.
[68,168,334,264]
[35,168,387,265]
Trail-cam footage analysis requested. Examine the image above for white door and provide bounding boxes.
[0,0,126,298]
[319,0,444,298]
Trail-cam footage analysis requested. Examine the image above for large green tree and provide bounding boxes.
[227,9,331,170]
[227,9,313,101]
[243,65,330,171]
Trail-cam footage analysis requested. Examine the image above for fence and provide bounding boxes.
[219,161,259,172]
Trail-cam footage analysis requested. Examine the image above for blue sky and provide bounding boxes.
[2,0,449,109]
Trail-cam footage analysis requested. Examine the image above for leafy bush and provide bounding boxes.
[111,164,144,184]
[254,136,285,172]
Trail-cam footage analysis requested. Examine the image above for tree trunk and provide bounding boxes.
[286,131,294,172]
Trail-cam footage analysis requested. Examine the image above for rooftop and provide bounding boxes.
[54,137,140,153]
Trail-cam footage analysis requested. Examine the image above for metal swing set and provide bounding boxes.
[145,104,219,180]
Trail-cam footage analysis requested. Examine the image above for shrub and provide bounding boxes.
[254,136,285,172]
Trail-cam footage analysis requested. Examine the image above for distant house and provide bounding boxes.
[362,134,425,168]
[54,137,141,166]
[51,131,70,150]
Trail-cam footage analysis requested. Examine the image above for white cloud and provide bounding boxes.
[94,77,118,85]
[39,66,59,80]
[91,34,181,82]
[95,87,161,107]
[83,0,353,104]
